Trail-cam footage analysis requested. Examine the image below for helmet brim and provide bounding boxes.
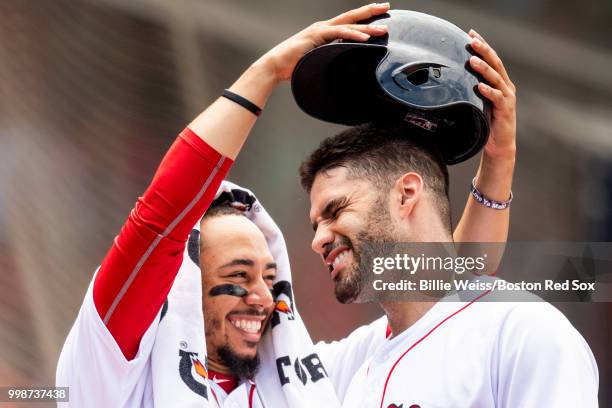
[291,42,389,125]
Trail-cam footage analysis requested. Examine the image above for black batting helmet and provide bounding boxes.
[291,10,491,165]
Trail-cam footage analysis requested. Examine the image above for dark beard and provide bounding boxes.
[333,236,361,304]
[217,344,260,380]
[335,195,398,304]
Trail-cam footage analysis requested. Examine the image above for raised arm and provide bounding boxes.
[92,3,392,360]
[190,3,392,159]
[453,30,516,244]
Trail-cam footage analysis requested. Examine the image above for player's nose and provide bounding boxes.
[244,277,274,309]
[311,224,334,259]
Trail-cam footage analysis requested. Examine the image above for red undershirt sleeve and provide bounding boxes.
[92,127,233,360]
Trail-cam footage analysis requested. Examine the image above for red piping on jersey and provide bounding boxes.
[102,155,226,324]
[210,386,220,406]
[93,128,233,359]
[248,383,256,408]
[378,290,491,408]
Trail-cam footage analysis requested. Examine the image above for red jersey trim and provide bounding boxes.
[379,290,491,408]
[209,370,239,394]
[248,383,256,408]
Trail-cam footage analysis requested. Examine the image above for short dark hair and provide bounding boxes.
[203,202,246,218]
[202,189,258,220]
[202,199,247,220]
[299,122,451,230]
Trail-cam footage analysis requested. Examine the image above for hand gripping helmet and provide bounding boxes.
[291,10,491,164]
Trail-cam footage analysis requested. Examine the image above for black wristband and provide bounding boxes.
[221,89,262,117]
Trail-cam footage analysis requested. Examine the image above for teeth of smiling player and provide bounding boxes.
[333,250,350,268]
[232,319,261,333]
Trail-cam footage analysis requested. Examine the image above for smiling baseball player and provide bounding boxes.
[53,3,577,407]
[297,21,599,407]
[56,4,397,407]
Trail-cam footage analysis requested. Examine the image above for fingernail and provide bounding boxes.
[377,2,390,7]
[471,56,482,65]
[471,38,483,47]
[375,25,388,30]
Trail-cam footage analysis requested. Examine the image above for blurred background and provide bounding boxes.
[0,0,611,406]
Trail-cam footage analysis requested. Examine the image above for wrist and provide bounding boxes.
[470,177,513,210]
[252,55,282,86]
[483,143,516,163]
[481,151,515,174]
[475,153,515,202]
[228,59,279,109]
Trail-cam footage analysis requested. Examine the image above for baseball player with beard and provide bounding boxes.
[300,31,599,408]
[56,4,397,407]
[55,3,562,406]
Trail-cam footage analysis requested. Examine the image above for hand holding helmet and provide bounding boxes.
[291,10,517,165]
[258,3,391,84]
[468,29,516,162]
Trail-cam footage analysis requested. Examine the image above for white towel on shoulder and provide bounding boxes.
[150,180,341,407]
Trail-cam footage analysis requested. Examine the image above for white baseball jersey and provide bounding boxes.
[317,295,598,408]
[56,283,266,408]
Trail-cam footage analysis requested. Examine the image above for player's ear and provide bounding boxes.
[393,172,423,219]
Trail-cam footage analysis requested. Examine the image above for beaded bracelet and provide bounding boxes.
[470,177,513,210]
